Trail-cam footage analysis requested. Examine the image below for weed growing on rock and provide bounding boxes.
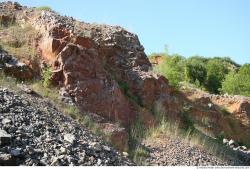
[41,67,52,88]
[118,80,142,106]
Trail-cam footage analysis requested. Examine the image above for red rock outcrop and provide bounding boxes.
[2,2,250,150]
[182,87,250,146]
[52,43,135,126]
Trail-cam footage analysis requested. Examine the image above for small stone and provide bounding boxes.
[228,139,235,146]
[2,118,11,125]
[60,147,67,154]
[0,153,16,166]
[50,156,58,165]
[240,146,247,151]
[0,129,12,146]
[10,148,22,156]
[34,148,43,154]
[223,138,229,144]
[208,103,213,108]
[58,155,65,159]
[233,147,240,151]
[90,142,102,151]
[97,158,102,165]
[64,134,76,144]
[122,152,129,157]
[102,145,111,152]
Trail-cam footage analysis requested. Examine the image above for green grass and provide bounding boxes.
[145,117,240,164]
[0,72,19,90]
[127,118,149,165]
[128,101,240,165]
[0,24,39,60]
[132,146,150,165]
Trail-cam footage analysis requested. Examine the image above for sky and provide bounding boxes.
[5,0,250,64]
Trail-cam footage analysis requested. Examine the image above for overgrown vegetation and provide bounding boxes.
[128,118,149,165]
[145,108,239,164]
[221,64,250,97]
[41,66,53,88]
[0,23,39,60]
[152,54,185,87]
[35,6,52,11]
[149,48,250,97]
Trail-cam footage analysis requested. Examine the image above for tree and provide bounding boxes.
[205,59,229,93]
[221,64,250,97]
[184,57,207,87]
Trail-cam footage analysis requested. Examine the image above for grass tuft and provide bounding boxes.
[35,6,52,11]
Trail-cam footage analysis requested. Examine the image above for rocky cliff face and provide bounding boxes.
[1,1,250,154]
[0,1,172,151]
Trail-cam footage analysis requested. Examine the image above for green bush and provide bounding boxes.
[149,48,245,96]
[153,54,185,88]
[41,67,52,88]
[35,6,52,11]
[221,64,250,97]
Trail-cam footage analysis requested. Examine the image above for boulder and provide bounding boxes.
[51,44,135,126]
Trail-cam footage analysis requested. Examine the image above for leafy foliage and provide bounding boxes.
[205,59,229,93]
[41,67,52,88]
[153,54,185,88]
[221,64,250,96]
[150,49,246,95]
[185,57,207,87]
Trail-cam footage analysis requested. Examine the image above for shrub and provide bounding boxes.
[153,54,185,88]
[221,64,250,97]
[132,146,149,165]
[41,67,52,88]
[35,6,52,11]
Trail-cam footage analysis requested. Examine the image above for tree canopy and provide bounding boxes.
[149,51,250,97]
